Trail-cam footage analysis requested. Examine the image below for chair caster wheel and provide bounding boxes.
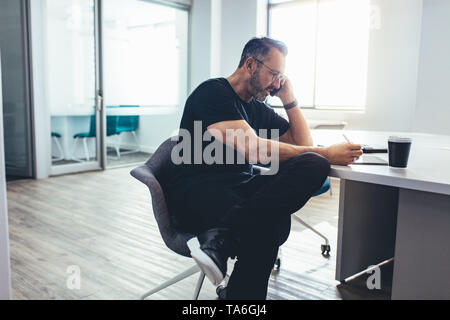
[273,258,281,271]
[321,244,331,256]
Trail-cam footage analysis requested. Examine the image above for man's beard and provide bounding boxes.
[249,69,274,102]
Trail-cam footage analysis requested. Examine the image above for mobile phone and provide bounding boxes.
[270,84,283,97]
[361,144,388,154]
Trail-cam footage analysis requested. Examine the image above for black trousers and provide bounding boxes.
[174,152,330,299]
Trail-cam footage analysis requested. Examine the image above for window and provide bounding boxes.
[268,0,370,110]
[103,0,189,107]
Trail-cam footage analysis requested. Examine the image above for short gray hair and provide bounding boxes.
[238,37,288,68]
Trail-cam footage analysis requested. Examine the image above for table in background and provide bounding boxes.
[50,106,177,159]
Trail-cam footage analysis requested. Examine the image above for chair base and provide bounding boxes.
[274,214,331,270]
[141,264,205,300]
[71,137,91,162]
[108,131,140,160]
[51,136,65,162]
[292,214,329,247]
[274,179,333,269]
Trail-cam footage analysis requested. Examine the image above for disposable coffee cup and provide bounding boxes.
[388,136,412,168]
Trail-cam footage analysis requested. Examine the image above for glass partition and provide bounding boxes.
[30,0,189,173]
[32,0,100,173]
[103,0,188,167]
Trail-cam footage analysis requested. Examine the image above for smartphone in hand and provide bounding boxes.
[270,84,283,96]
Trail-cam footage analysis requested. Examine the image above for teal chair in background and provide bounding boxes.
[273,177,331,270]
[51,132,64,162]
[251,165,332,272]
[295,178,331,253]
[116,105,139,134]
[71,115,119,161]
[112,105,140,158]
[72,105,141,161]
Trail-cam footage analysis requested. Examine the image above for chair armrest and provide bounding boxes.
[130,165,154,187]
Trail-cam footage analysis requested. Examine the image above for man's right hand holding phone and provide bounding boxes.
[322,143,363,166]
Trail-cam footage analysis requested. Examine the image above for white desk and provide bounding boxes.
[312,130,450,299]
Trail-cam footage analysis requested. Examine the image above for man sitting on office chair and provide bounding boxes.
[166,37,363,300]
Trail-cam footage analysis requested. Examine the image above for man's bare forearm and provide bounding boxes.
[255,137,327,163]
[284,106,313,146]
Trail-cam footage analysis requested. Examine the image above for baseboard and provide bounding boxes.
[106,143,157,154]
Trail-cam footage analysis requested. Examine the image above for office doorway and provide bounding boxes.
[30,0,189,175]
[31,0,104,176]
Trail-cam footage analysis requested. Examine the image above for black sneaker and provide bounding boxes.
[216,284,227,300]
[187,228,238,286]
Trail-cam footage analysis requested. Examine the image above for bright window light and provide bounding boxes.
[269,0,370,110]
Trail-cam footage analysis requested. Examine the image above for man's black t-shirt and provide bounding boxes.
[166,77,290,205]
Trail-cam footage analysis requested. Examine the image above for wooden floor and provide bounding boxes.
[6,167,392,300]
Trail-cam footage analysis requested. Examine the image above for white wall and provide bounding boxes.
[190,0,267,89]
[190,0,221,90]
[220,0,267,76]
[413,0,450,135]
[30,0,51,179]
[0,50,12,300]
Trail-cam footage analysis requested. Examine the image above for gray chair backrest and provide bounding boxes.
[130,136,192,257]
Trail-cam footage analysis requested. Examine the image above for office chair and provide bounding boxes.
[252,165,331,271]
[51,132,64,162]
[130,137,206,300]
[306,121,347,197]
[113,105,140,158]
[71,115,119,161]
[296,178,331,256]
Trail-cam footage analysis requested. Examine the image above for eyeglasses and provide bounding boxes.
[253,58,284,82]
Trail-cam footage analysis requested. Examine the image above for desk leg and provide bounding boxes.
[336,179,398,282]
[392,189,450,299]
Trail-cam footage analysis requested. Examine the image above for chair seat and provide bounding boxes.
[73,132,91,138]
[312,178,331,197]
[115,126,134,134]
[51,132,61,138]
